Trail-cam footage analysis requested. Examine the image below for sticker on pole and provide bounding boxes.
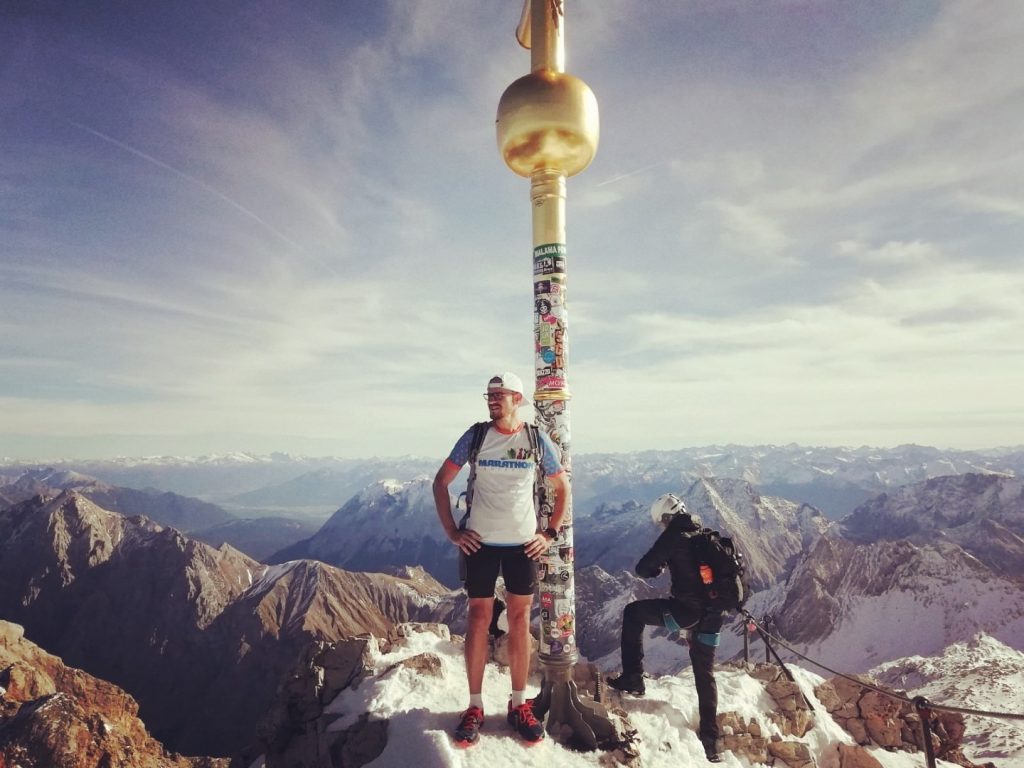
[533,243,567,276]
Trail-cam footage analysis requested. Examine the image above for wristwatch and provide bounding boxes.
[543,527,558,541]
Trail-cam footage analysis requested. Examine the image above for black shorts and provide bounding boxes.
[464,544,537,598]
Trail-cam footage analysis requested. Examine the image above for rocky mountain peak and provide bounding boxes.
[0,469,235,533]
[0,620,227,768]
[0,468,106,506]
[842,474,1024,541]
[839,474,1024,579]
[770,532,1024,672]
[0,491,134,604]
[269,476,459,586]
[318,476,436,537]
[685,477,827,590]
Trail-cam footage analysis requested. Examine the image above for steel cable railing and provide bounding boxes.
[739,610,1024,768]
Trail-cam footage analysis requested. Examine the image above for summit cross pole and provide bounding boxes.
[497,0,615,749]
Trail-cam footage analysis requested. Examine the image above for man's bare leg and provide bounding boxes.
[505,592,533,692]
[504,591,545,742]
[466,597,494,695]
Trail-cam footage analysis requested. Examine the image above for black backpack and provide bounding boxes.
[688,528,748,612]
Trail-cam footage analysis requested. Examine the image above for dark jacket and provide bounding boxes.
[635,514,704,605]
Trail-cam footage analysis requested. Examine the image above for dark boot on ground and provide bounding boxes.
[701,736,722,763]
[606,672,646,695]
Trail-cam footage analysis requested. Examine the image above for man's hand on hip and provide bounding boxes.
[524,532,550,560]
[451,528,482,554]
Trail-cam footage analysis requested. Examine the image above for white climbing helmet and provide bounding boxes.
[650,493,687,526]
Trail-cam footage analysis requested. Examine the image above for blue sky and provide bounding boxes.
[2,1,1021,460]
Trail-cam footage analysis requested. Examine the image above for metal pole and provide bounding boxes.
[497,0,612,750]
[755,629,815,712]
[914,697,939,768]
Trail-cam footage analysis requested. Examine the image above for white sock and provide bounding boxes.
[511,690,525,707]
[469,693,484,710]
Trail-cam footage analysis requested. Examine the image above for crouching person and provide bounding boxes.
[607,493,724,763]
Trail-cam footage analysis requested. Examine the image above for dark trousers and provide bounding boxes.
[620,598,723,741]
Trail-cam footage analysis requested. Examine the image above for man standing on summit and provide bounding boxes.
[433,372,568,748]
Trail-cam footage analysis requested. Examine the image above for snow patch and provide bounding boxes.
[314,628,975,768]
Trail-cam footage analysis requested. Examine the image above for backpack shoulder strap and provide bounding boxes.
[687,528,720,567]
[469,421,490,462]
[462,422,490,528]
[524,423,543,462]
[524,423,547,518]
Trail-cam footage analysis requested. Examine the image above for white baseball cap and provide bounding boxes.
[487,372,524,396]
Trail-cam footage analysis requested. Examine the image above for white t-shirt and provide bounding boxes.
[446,423,563,545]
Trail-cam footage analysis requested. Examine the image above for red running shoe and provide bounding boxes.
[453,705,484,747]
[507,700,545,744]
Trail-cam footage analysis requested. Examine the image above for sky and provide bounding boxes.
[2,1,1022,460]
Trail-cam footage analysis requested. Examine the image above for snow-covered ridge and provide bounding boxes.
[4,443,1021,512]
[842,474,1024,539]
[872,633,1024,762]
[297,625,1020,767]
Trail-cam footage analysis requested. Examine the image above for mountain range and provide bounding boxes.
[0,466,233,530]
[1,445,1022,765]
[268,478,462,587]
[765,475,1024,672]
[0,490,458,757]
[5,442,1022,519]
[0,466,320,561]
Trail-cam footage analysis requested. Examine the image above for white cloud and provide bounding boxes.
[700,199,792,261]
[833,240,943,267]
[2,0,1022,457]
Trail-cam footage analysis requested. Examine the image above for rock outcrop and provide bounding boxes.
[684,663,994,768]
[0,620,227,768]
[714,663,816,767]
[236,625,453,768]
[814,674,995,768]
